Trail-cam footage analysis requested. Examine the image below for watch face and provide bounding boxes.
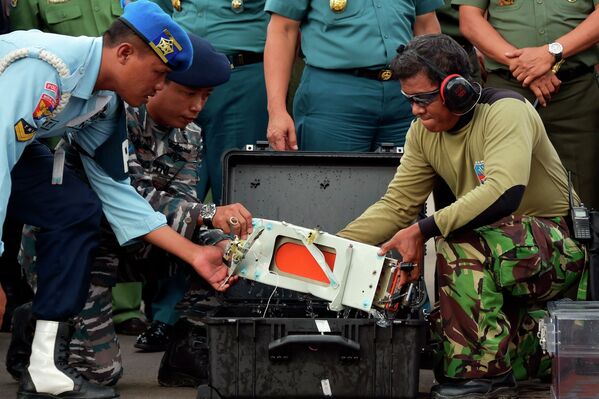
[549,42,563,54]
[201,204,216,219]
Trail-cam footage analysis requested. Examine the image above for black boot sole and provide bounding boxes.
[431,386,518,399]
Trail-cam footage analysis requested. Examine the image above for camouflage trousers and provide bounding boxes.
[432,215,585,379]
[69,284,122,385]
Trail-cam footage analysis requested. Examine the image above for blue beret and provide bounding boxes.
[167,33,231,88]
[119,0,192,71]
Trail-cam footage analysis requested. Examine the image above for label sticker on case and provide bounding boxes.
[315,320,331,333]
[321,379,332,396]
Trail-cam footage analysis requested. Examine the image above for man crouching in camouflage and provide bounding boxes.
[338,34,586,399]
[6,33,250,387]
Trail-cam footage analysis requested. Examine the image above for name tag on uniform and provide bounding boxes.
[122,139,129,174]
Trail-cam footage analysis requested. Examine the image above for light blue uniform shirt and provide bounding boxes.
[265,0,444,69]
[0,30,166,254]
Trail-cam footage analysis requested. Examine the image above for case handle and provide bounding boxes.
[268,334,360,360]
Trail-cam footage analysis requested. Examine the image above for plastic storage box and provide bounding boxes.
[541,301,599,399]
[197,305,425,399]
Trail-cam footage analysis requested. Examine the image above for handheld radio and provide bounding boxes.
[568,171,591,240]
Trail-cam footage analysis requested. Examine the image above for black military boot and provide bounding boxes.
[17,320,119,399]
[157,318,209,387]
[134,320,171,352]
[6,302,35,380]
[430,371,517,399]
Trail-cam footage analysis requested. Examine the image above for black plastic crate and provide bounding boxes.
[198,149,424,398]
[197,306,425,399]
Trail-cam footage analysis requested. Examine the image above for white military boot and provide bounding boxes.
[17,320,118,399]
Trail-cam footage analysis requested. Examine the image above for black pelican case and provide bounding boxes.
[197,146,426,399]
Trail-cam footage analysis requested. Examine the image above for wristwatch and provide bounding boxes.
[200,203,216,229]
[548,42,563,63]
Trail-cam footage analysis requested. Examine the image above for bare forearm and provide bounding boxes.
[144,226,229,291]
[265,14,300,115]
[459,5,516,66]
[558,6,599,59]
[143,225,198,265]
[413,12,441,35]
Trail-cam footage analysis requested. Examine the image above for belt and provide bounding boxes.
[493,64,593,82]
[334,67,398,81]
[227,52,263,68]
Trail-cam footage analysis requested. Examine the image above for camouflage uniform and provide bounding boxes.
[19,104,228,385]
[434,215,585,379]
[339,87,588,383]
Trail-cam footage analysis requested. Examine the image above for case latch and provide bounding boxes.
[245,140,271,151]
[375,143,403,154]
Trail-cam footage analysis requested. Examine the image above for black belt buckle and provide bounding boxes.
[229,53,244,69]
[378,68,394,81]
[228,52,263,69]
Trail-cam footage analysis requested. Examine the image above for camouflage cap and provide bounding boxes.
[119,0,192,71]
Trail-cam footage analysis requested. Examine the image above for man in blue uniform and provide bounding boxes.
[264,0,443,151]
[8,32,244,389]
[0,1,231,398]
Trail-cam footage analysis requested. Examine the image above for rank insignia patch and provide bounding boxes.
[33,94,57,120]
[474,160,486,185]
[149,29,183,65]
[498,0,515,5]
[14,119,36,142]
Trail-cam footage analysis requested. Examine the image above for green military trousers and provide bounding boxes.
[434,215,585,379]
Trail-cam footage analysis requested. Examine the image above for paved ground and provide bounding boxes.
[0,333,195,399]
[0,331,551,399]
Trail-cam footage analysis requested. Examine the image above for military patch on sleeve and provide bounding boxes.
[44,82,59,96]
[32,94,57,120]
[14,119,36,142]
[474,160,486,185]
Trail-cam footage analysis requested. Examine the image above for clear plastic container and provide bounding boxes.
[542,301,599,399]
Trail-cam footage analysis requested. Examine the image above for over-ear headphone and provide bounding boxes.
[398,45,481,115]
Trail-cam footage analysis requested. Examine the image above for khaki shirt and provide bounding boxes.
[9,0,122,36]
[438,0,461,39]
[452,0,599,71]
[339,88,573,244]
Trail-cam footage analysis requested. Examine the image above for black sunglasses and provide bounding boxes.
[401,88,440,107]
